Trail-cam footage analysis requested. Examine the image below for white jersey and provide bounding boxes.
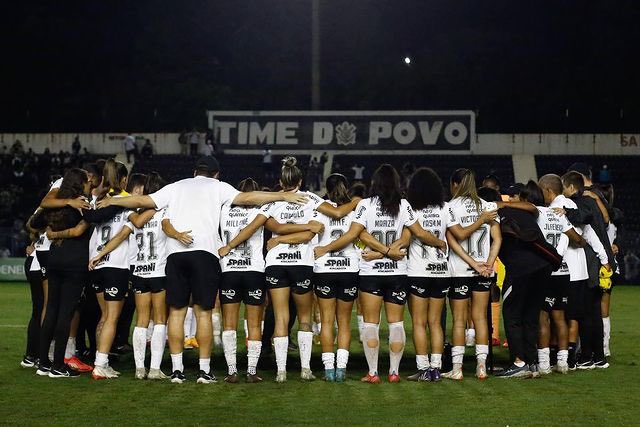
[550,195,588,281]
[536,206,573,276]
[263,191,325,267]
[150,176,240,257]
[132,208,168,278]
[30,252,41,272]
[313,202,359,274]
[407,204,451,278]
[447,197,495,277]
[35,178,63,253]
[353,197,417,276]
[93,196,134,270]
[219,203,265,273]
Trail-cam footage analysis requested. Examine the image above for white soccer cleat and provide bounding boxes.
[476,362,487,380]
[538,364,552,375]
[92,365,119,380]
[147,369,169,380]
[442,365,464,381]
[554,362,569,374]
[135,368,147,380]
[275,371,287,383]
[300,368,316,381]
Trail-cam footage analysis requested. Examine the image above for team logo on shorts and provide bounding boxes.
[105,287,118,297]
[478,280,492,289]
[545,297,556,307]
[248,289,263,300]
[222,289,236,299]
[317,286,331,295]
[297,279,311,289]
[266,276,279,285]
[411,285,426,294]
[454,285,469,294]
[391,291,406,301]
[562,297,568,304]
[344,287,357,297]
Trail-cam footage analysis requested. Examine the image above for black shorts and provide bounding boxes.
[408,277,451,299]
[35,250,49,280]
[313,272,358,302]
[542,274,569,312]
[358,275,407,305]
[566,279,589,320]
[449,276,493,299]
[132,276,167,294]
[265,265,313,294]
[220,271,266,305]
[165,251,221,310]
[92,267,130,301]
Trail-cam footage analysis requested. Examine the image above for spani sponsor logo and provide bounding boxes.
[373,261,398,270]
[228,259,251,267]
[326,259,350,267]
[276,252,302,260]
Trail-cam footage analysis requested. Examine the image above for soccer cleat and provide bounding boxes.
[21,355,37,368]
[300,368,316,381]
[388,373,401,383]
[36,364,51,376]
[576,360,595,370]
[275,371,287,383]
[495,364,531,379]
[476,362,488,380]
[538,364,552,375]
[104,366,121,377]
[529,364,541,379]
[92,365,118,380]
[491,337,501,347]
[135,368,147,380]
[407,369,430,382]
[65,356,93,373]
[335,368,346,383]
[49,366,80,378]
[224,373,239,384]
[361,373,381,384]
[147,369,168,380]
[442,367,464,381]
[554,362,569,374]
[196,370,218,384]
[429,368,442,382]
[170,370,186,383]
[246,373,263,383]
[593,359,610,369]
[324,369,336,382]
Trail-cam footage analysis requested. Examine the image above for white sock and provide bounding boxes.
[430,353,442,369]
[274,336,288,372]
[322,352,335,370]
[184,308,193,339]
[243,319,249,339]
[95,351,109,368]
[247,340,262,375]
[199,358,211,374]
[261,320,264,333]
[147,320,155,342]
[336,348,349,369]
[603,316,611,349]
[538,347,550,369]
[222,330,237,375]
[48,340,55,361]
[416,354,429,370]
[475,344,489,362]
[357,315,364,341]
[557,349,569,364]
[452,345,465,365]
[388,321,406,375]
[363,322,380,376]
[298,331,314,370]
[212,312,222,339]
[64,337,76,359]
[314,322,322,335]
[170,352,184,372]
[133,327,147,369]
[150,324,166,370]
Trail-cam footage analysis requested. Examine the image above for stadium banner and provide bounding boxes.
[0,258,26,282]
[207,111,474,151]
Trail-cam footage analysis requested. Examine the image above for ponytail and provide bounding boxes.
[280,156,303,190]
[451,168,482,214]
[103,158,128,195]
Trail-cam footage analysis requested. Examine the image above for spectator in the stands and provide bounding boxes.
[262,147,273,180]
[178,129,188,155]
[189,128,200,156]
[598,164,611,184]
[124,133,137,162]
[306,157,321,191]
[141,139,154,159]
[202,140,214,156]
[351,163,365,183]
[72,135,81,156]
[319,151,329,179]
[10,140,24,155]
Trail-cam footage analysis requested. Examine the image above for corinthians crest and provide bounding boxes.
[335,121,356,146]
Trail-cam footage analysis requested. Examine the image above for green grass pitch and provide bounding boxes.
[1,282,639,426]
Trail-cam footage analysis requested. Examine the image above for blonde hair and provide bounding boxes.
[451,168,482,214]
[280,156,303,190]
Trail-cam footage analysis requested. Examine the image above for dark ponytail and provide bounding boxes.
[369,164,401,217]
[325,173,351,205]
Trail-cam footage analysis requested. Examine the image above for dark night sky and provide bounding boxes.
[2,0,639,132]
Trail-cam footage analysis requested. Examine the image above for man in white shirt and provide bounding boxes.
[124,134,137,163]
[98,156,307,384]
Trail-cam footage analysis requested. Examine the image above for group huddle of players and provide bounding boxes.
[21,155,618,384]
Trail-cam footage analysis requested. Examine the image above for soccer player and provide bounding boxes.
[217,178,267,383]
[222,157,359,382]
[444,169,501,380]
[97,156,309,384]
[315,164,443,383]
[21,238,42,368]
